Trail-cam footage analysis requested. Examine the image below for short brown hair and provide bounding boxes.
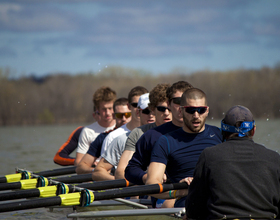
[93,86,117,109]
[181,88,207,106]
[166,81,193,103]
[128,86,148,103]
[148,83,170,110]
[113,97,129,112]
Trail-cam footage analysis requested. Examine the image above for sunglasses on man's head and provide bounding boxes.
[130,103,138,108]
[115,112,132,119]
[156,106,171,112]
[170,97,181,105]
[141,108,151,115]
[181,106,208,114]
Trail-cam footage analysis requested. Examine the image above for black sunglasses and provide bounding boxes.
[170,97,181,105]
[156,106,171,112]
[141,108,151,115]
[130,103,138,108]
[181,106,208,114]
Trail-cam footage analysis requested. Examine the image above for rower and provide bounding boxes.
[125,81,193,208]
[75,86,117,165]
[92,86,149,181]
[75,97,131,174]
[145,88,223,208]
[185,105,280,219]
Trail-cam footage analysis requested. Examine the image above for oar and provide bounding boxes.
[0,166,77,184]
[0,173,93,191]
[0,179,132,201]
[0,182,188,213]
[16,166,77,178]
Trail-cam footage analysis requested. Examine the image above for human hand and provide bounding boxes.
[179,177,193,185]
[162,174,167,183]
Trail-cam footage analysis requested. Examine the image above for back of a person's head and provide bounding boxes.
[113,97,129,112]
[148,83,170,110]
[180,88,207,106]
[128,86,148,104]
[93,86,117,109]
[221,105,255,139]
[166,81,194,101]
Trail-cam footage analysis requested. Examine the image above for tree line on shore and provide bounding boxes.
[0,66,279,126]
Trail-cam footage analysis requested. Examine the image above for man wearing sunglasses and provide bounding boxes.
[145,88,222,208]
[125,81,193,207]
[115,93,156,180]
[92,86,148,181]
[76,97,131,174]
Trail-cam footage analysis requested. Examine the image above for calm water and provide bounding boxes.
[0,119,279,219]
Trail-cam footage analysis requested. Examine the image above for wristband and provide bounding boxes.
[169,190,172,198]
[173,190,177,198]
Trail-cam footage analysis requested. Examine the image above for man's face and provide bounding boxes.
[169,90,184,127]
[138,108,155,125]
[182,98,209,133]
[129,95,140,122]
[114,104,131,127]
[97,101,114,124]
[154,101,172,126]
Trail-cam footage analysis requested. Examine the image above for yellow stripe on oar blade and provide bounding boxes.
[38,185,57,198]
[5,173,23,183]
[20,178,38,189]
[19,177,48,189]
[59,192,81,206]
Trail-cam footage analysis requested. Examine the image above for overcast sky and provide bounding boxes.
[1,0,280,76]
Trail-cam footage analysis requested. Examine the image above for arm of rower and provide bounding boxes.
[75,153,97,174]
[74,152,85,166]
[145,162,171,199]
[92,157,115,181]
[115,150,134,179]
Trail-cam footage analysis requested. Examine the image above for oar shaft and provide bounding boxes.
[16,166,76,177]
[92,182,188,201]
[0,176,7,184]
[51,173,92,184]
[0,174,93,192]
[0,179,130,202]
[0,173,22,184]
[0,193,81,213]
[0,183,187,213]
[0,182,21,191]
[0,189,41,201]
[68,179,131,192]
[0,197,62,213]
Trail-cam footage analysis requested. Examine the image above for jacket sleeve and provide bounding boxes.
[53,126,83,166]
[185,150,209,219]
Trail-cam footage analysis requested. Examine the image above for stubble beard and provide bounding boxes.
[183,115,206,133]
